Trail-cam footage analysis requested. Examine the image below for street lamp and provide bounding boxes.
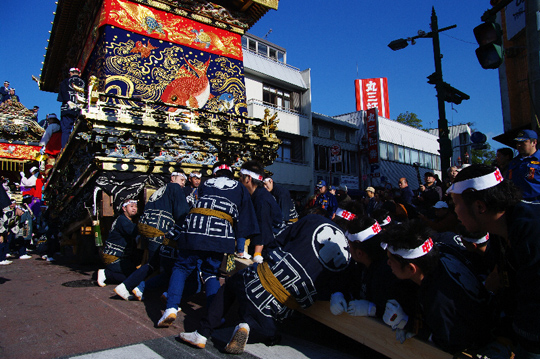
[388,38,409,51]
[388,7,468,182]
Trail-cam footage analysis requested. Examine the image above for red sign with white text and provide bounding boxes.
[366,108,379,164]
[355,78,390,119]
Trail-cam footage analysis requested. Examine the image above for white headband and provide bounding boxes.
[172,172,187,180]
[122,200,137,207]
[461,233,489,244]
[380,216,392,226]
[335,208,356,221]
[189,172,202,178]
[213,164,232,174]
[240,169,263,181]
[446,169,503,194]
[382,237,434,259]
[346,222,381,242]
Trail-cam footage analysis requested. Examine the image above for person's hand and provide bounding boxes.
[67,101,76,109]
[395,328,415,344]
[484,267,501,294]
[347,300,376,317]
[419,185,426,192]
[383,299,408,330]
[0,235,4,244]
[330,292,347,315]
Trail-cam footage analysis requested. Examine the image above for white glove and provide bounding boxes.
[330,292,348,315]
[67,101,76,109]
[20,171,25,178]
[347,299,376,317]
[383,299,408,330]
[40,146,45,155]
[395,328,415,344]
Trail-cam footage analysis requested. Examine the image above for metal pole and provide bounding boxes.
[526,0,540,131]
[431,7,451,180]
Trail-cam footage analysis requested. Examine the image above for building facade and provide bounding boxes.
[336,111,442,192]
[242,33,313,198]
[243,33,450,201]
[312,112,360,196]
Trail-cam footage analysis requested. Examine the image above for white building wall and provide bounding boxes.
[244,77,262,108]
[336,111,442,190]
[243,35,313,194]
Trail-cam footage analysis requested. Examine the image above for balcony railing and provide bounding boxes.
[242,47,300,71]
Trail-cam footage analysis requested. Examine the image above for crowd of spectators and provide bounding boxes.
[85,128,539,358]
[0,168,59,265]
[1,121,538,358]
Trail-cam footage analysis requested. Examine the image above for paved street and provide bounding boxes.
[0,252,388,359]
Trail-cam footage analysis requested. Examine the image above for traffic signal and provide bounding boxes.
[471,143,488,150]
[426,72,441,85]
[437,82,470,105]
[470,131,488,150]
[473,22,503,69]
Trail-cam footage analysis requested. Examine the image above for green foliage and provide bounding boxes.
[471,142,496,165]
[395,111,423,129]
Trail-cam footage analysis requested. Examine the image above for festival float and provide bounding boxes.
[0,101,43,183]
[39,0,280,257]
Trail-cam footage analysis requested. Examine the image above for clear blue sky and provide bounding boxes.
[1,1,505,149]
[249,1,506,148]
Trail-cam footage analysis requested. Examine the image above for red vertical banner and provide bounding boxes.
[366,108,379,164]
[354,78,390,119]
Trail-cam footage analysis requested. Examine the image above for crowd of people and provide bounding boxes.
[2,80,539,357]
[0,69,87,265]
[87,127,539,358]
[1,80,23,105]
[0,166,60,265]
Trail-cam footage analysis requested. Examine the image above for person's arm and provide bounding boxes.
[173,185,189,224]
[39,126,54,146]
[57,79,70,103]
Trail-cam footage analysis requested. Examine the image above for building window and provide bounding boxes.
[242,37,257,52]
[277,135,304,164]
[242,36,286,64]
[316,145,357,175]
[411,150,419,164]
[404,148,411,164]
[379,142,388,160]
[419,152,426,167]
[278,139,292,162]
[334,128,347,142]
[317,125,331,139]
[315,145,329,171]
[398,146,405,163]
[269,47,277,60]
[263,84,300,112]
[340,150,357,175]
[258,43,268,57]
[388,143,395,161]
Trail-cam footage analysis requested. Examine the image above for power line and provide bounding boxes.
[440,32,476,45]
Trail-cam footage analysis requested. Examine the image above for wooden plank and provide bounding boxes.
[229,259,450,359]
[301,301,452,359]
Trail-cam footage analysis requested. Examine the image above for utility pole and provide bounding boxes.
[431,8,452,178]
[526,0,540,131]
[389,7,468,181]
